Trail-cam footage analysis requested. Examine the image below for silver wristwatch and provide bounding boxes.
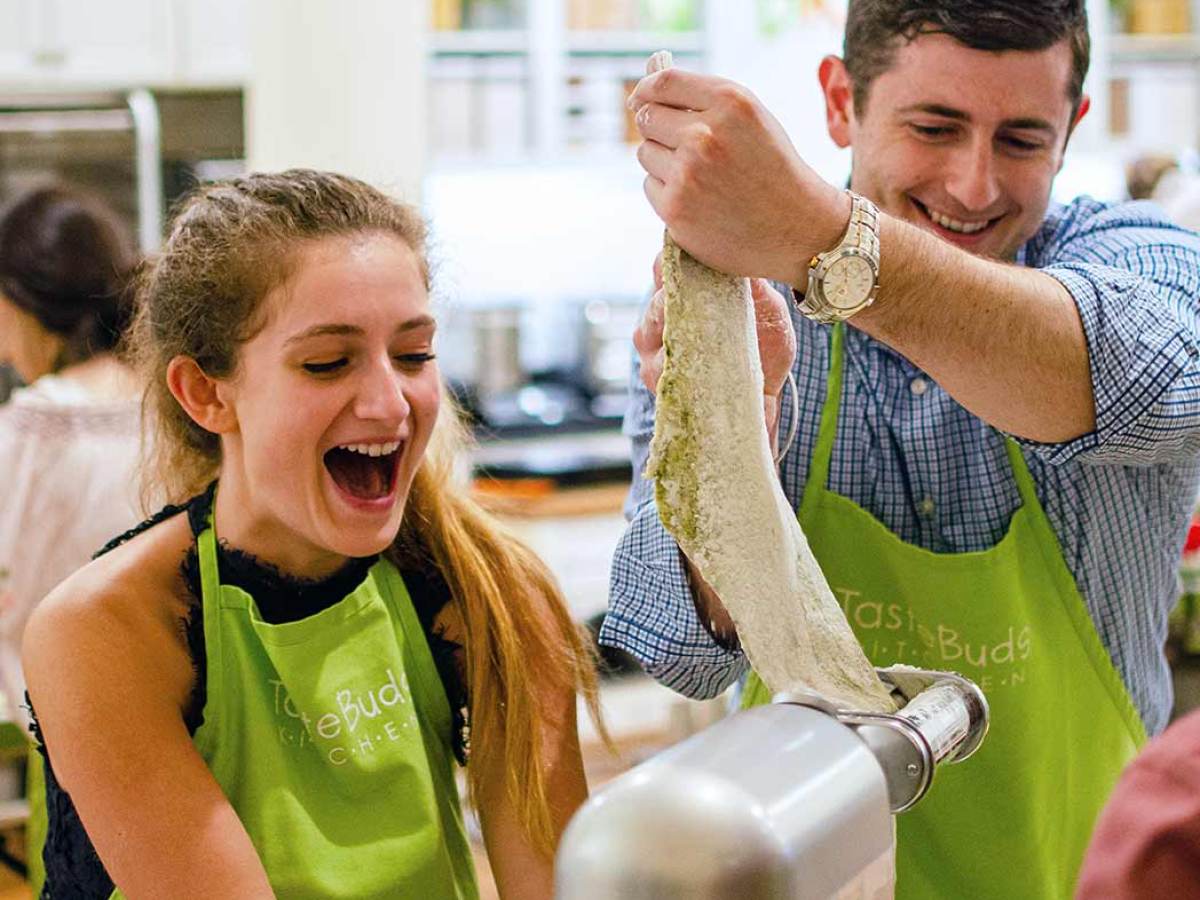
[795,191,880,324]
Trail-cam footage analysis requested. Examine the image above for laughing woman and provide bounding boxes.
[23,170,601,899]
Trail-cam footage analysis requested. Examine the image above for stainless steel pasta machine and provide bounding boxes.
[555,667,988,899]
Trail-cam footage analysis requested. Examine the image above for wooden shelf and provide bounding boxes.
[566,30,703,56]
[429,29,529,56]
[471,479,628,518]
[430,28,703,58]
[1110,33,1200,65]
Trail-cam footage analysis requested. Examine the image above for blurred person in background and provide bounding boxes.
[1126,152,1200,234]
[0,184,142,732]
[23,170,600,899]
[0,365,19,404]
[1075,707,1200,897]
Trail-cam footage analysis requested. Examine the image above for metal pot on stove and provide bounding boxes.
[472,306,523,398]
[576,297,643,399]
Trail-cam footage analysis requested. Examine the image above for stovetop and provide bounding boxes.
[455,380,627,440]
[469,417,633,488]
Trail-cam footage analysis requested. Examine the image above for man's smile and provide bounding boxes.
[919,205,989,234]
[908,196,1004,245]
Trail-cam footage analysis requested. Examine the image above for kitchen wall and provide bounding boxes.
[246,0,428,203]
[6,0,1200,634]
[6,0,1197,386]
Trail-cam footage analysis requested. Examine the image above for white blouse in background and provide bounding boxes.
[0,375,143,731]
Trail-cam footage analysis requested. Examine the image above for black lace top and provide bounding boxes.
[32,484,469,899]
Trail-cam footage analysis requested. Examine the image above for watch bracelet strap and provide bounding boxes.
[796,191,879,323]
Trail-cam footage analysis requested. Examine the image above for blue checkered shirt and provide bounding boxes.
[600,197,1200,736]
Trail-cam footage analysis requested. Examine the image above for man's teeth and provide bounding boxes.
[338,441,401,457]
[927,208,990,234]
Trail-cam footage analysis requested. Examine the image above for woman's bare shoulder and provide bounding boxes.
[38,508,193,624]
[23,509,197,711]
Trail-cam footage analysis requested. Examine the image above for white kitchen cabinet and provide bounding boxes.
[170,0,250,86]
[0,0,249,90]
[0,1,35,77]
[0,0,170,88]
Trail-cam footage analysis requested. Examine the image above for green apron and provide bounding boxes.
[113,511,477,899]
[742,323,1146,899]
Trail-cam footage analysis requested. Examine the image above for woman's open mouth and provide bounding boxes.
[323,440,403,505]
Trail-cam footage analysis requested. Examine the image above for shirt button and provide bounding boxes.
[918,496,936,517]
[910,377,929,396]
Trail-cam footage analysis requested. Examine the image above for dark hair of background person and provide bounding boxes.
[843,0,1090,118]
[1126,154,1180,201]
[0,185,138,369]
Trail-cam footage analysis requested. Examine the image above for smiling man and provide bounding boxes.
[601,2,1200,898]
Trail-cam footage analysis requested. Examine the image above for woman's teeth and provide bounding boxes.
[927,207,990,234]
[337,441,401,458]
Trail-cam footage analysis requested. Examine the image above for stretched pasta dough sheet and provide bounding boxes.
[647,236,895,713]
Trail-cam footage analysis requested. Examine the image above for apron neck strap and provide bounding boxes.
[805,322,845,497]
[1003,435,1041,510]
[196,489,222,601]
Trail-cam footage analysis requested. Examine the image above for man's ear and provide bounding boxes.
[819,55,855,149]
[1058,93,1092,172]
[1073,94,1091,131]
[166,356,238,435]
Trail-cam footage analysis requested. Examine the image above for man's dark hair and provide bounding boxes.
[844,1,1090,117]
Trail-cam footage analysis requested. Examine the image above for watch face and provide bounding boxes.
[824,255,875,310]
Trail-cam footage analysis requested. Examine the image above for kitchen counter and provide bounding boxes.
[472,427,632,488]
[469,428,632,622]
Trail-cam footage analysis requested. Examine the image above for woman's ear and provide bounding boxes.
[166,356,238,435]
[819,55,855,149]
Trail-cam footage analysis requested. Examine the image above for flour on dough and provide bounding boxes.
[647,238,895,713]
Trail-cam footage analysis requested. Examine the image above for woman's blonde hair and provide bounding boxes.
[127,169,603,853]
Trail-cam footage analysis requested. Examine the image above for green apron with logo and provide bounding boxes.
[112,510,478,899]
[742,323,1146,899]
